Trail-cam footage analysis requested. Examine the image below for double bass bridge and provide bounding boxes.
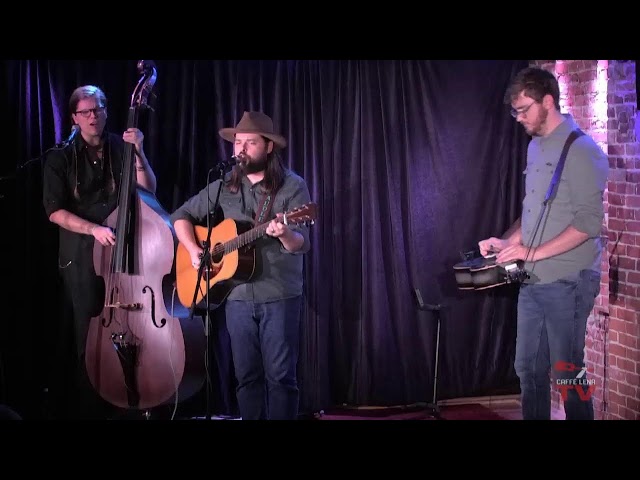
[102,286,166,329]
[104,302,143,311]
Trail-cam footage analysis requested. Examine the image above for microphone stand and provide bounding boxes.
[414,288,445,419]
[423,303,443,419]
[1,143,70,199]
[3,141,70,418]
[188,161,231,421]
[0,174,12,200]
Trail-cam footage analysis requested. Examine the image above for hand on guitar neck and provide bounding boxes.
[265,213,287,239]
[265,213,307,253]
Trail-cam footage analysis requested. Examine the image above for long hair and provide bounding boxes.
[71,135,116,201]
[68,85,114,201]
[226,137,286,194]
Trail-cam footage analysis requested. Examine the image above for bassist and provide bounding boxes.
[42,85,157,419]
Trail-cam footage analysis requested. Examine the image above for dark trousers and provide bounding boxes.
[46,250,113,420]
[515,269,599,420]
[225,296,302,420]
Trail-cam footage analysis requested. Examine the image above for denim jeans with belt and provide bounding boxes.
[514,269,600,420]
[225,295,302,420]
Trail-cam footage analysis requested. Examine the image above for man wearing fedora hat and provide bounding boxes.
[171,111,312,420]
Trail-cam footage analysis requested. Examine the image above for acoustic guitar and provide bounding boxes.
[175,202,317,309]
[453,253,529,290]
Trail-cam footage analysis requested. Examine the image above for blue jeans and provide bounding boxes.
[515,269,599,420]
[225,296,302,420]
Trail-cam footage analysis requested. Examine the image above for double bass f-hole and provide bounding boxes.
[142,285,167,328]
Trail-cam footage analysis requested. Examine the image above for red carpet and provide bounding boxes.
[315,403,509,420]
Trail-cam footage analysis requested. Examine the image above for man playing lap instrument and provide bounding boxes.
[478,67,607,420]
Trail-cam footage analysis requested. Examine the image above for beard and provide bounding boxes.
[525,108,548,137]
[241,155,268,174]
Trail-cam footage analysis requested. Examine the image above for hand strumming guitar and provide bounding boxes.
[189,246,205,270]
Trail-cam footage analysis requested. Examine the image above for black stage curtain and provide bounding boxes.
[0,59,529,418]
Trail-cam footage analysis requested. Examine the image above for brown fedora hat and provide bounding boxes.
[219,111,287,149]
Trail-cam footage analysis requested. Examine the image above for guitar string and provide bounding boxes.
[207,207,311,257]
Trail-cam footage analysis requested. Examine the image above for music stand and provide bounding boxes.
[414,288,444,419]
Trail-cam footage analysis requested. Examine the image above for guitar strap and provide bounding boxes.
[543,128,585,206]
[456,128,587,289]
[521,128,586,275]
[254,187,280,225]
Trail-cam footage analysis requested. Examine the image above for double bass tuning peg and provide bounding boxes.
[141,92,158,112]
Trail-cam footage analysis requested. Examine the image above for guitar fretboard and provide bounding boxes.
[212,222,269,256]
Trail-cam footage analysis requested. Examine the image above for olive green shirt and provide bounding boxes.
[170,169,311,302]
[521,114,608,284]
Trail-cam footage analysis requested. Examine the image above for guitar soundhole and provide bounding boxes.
[211,243,224,263]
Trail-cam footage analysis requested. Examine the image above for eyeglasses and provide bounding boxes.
[510,101,536,119]
[75,107,106,118]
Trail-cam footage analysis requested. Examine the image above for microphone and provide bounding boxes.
[57,125,80,148]
[232,154,248,166]
[217,154,245,169]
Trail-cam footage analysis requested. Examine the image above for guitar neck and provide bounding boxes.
[223,222,269,254]
[213,203,316,255]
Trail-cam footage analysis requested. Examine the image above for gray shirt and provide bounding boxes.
[170,169,312,302]
[521,114,608,284]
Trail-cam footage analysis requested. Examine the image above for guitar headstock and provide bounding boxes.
[283,202,318,227]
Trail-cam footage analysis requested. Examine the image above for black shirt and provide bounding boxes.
[42,131,126,265]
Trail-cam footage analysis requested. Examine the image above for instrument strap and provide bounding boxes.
[544,129,585,205]
[254,187,280,225]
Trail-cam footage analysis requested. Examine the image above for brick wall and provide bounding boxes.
[602,60,640,420]
[531,60,639,420]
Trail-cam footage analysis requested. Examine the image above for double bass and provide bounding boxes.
[85,60,205,412]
